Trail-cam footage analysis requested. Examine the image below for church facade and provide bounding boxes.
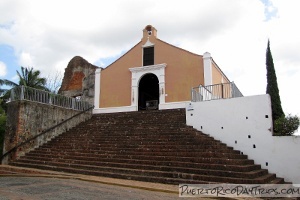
[93,25,230,113]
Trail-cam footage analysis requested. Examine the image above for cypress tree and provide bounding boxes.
[266,40,284,121]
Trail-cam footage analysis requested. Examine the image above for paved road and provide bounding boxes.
[0,177,182,200]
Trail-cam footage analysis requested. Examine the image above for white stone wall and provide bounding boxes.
[186,94,300,184]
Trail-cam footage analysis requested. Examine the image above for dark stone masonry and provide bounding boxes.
[3,100,92,164]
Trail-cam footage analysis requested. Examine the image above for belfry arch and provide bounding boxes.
[129,64,166,111]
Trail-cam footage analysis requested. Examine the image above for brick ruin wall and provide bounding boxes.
[58,56,99,105]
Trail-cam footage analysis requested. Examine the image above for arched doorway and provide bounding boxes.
[138,73,159,110]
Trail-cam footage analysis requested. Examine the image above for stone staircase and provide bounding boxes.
[10,109,285,184]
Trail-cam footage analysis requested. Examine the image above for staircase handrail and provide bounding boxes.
[0,105,94,163]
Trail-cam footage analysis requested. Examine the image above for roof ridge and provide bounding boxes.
[103,41,142,70]
[157,38,202,57]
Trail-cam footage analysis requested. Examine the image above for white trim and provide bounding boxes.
[94,68,102,108]
[129,63,166,110]
[203,52,212,86]
[93,106,136,114]
[142,37,154,48]
[93,101,187,114]
[129,63,166,73]
[159,101,189,110]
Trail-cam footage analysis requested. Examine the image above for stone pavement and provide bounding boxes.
[0,165,217,200]
[0,176,182,200]
[0,165,263,200]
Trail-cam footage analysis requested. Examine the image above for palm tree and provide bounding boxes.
[0,67,49,98]
[0,80,6,95]
[0,79,15,96]
[19,67,48,90]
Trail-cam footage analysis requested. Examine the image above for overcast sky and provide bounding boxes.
[0,0,299,117]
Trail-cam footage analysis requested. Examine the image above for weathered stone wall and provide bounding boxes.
[58,56,99,105]
[2,100,92,164]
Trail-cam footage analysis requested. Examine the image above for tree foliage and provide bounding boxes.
[266,40,284,121]
[46,71,62,94]
[0,67,50,99]
[274,114,300,136]
[17,67,48,90]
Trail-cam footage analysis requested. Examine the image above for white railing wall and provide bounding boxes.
[10,86,92,111]
[191,82,243,102]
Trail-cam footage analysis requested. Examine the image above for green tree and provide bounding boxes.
[0,79,11,96]
[5,67,48,90]
[266,40,284,121]
[0,67,49,99]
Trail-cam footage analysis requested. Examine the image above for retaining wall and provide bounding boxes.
[186,94,300,184]
[2,100,92,164]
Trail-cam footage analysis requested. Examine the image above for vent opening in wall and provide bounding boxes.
[248,135,251,139]
[246,117,248,119]
[265,115,269,118]
[266,162,268,166]
[143,47,154,66]
[253,144,256,148]
[235,140,237,144]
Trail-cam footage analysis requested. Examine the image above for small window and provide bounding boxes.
[143,47,154,66]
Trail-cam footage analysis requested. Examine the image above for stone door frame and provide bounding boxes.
[129,63,166,111]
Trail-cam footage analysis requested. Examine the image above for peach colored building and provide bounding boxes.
[93,25,230,113]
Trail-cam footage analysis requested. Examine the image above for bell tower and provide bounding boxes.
[143,25,157,39]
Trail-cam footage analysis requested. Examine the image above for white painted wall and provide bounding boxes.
[94,68,101,109]
[203,52,212,86]
[93,101,188,114]
[186,94,300,184]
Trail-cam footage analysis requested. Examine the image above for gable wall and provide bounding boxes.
[212,61,230,84]
[99,36,205,108]
[100,42,142,108]
[155,40,204,102]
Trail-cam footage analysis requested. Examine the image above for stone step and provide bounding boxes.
[11,162,214,185]
[27,149,246,159]
[14,158,268,179]
[54,131,207,136]
[0,169,17,175]
[51,131,210,137]
[11,161,275,184]
[46,141,225,147]
[10,108,287,184]
[50,135,215,141]
[49,138,218,144]
[23,153,255,165]
[34,146,246,155]
[16,157,260,172]
[37,143,236,154]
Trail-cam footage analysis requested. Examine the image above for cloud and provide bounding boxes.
[0,0,266,70]
[19,52,33,67]
[0,61,7,77]
[0,0,299,116]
